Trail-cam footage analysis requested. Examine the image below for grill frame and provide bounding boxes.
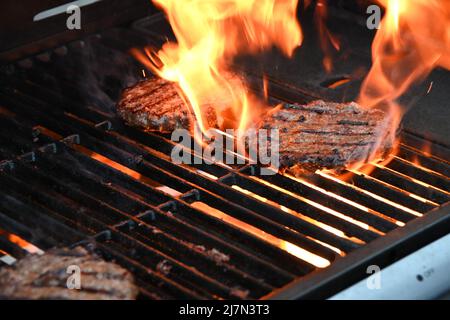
[267,199,450,299]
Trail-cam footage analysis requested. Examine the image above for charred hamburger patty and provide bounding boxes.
[0,246,138,300]
[117,77,217,132]
[259,100,394,172]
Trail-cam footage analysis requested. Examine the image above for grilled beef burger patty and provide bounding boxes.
[0,246,138,300]
[259,100,395,173]
[117,77,217,132]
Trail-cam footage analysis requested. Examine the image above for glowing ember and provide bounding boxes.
[316,170,423,218]
[0,230,44,255]
[133,0,302,135]
[191,201,331,268]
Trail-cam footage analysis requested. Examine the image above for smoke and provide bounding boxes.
[49,34,145,114]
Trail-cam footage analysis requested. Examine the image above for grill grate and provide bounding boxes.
[0,28,449,300]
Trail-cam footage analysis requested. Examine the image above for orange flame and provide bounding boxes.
[314,0,340,73]
[135,0,302,135]
[359,0,450,111]
[340,0,450,174]
[132,0,450,176]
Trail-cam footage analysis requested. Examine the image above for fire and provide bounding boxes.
[132,0,450,176]
[420,141,432,158]
[133,0,302,135]
[333,0,450,174]
[360,2,449,126]
[313,0,340,73]
[360,0,450,109]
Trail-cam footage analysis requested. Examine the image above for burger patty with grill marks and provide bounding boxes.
[0,246,139,300]
[117,77,217,132]
[258,100,395,173]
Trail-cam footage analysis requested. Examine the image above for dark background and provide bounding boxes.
[0,0,154,61]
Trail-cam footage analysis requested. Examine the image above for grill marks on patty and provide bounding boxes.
[259,100,394,172]
[117,79,394,173]
[0,246,139,300]
[117,77,217,132]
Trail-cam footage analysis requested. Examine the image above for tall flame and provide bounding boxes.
[133,0,450,175]
[359,0,450,110]
[314,0,340,73]
[136,0,302,134]
[347,0,450,173]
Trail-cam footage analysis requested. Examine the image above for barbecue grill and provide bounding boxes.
[0,0,449,300]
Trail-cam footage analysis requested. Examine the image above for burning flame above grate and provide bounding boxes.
[349,0,450,173]
[133,0,450,172]
[360,0,450,113]
[133,0,302,135]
